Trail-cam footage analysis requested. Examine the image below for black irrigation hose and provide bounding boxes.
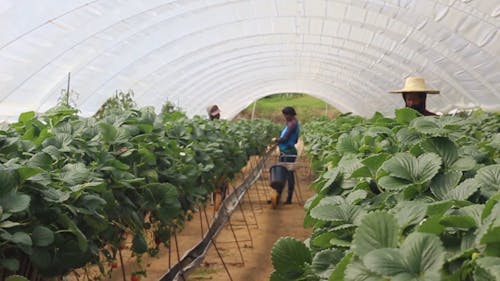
[159,152,269,281]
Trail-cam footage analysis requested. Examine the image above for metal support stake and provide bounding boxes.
[202,205,211,228]
[202,206,237,281]
[296,157,307,204]
[238,203,254,248]
[259,161,270,202]
[242,160,259,227]
[244,185,259,228]
[210,238,234,281]
[251,170,264,212]
[294,170,304,204]
[168,232,172,268]
[173,232,186,281]
[255,153,267,210]
[227,217,245,264]
[229,182,254,248]
[199,207,205,239]
[118,248,126,281]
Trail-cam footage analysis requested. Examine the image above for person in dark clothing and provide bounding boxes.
[206,104,226,211]
[273,106,300,204]
[390,77,440,116]
[207,104,221,120]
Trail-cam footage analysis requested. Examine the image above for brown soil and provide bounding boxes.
[80,151,316,281]
[187,167,315,281]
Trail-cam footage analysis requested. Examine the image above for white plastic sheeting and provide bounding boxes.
[0,0,499,120]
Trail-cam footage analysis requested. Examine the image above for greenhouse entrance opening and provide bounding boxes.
[235,93,340,123]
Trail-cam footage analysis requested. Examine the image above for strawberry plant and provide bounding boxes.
[271,109,500,281]
[0,100,279,279]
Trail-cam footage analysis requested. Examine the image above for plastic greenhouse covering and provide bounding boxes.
[0,0,499,121]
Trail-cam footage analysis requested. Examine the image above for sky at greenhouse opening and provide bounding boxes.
[0,0,499,121]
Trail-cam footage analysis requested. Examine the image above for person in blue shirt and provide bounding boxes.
[274,106,300,204]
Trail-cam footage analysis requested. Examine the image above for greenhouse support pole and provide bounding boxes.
[250,101,257,120]
[67,72,71,95]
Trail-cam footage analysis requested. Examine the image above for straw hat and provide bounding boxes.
[389,77,440,94]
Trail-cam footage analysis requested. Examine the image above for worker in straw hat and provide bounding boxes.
[207,104,221,120]
[390,77,439,116]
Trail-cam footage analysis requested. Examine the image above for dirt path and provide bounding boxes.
[186,159,316,281]
[104,152,316,281]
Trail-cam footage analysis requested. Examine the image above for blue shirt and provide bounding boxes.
[278,120,300,152]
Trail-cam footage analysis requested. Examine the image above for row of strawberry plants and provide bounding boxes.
[270,109,500,281]
[0,103,279,279]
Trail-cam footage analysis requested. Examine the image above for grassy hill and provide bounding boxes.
[235,93,340,123]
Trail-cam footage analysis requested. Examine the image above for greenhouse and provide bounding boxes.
[1,0,499,119]
[0,1,499,281]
